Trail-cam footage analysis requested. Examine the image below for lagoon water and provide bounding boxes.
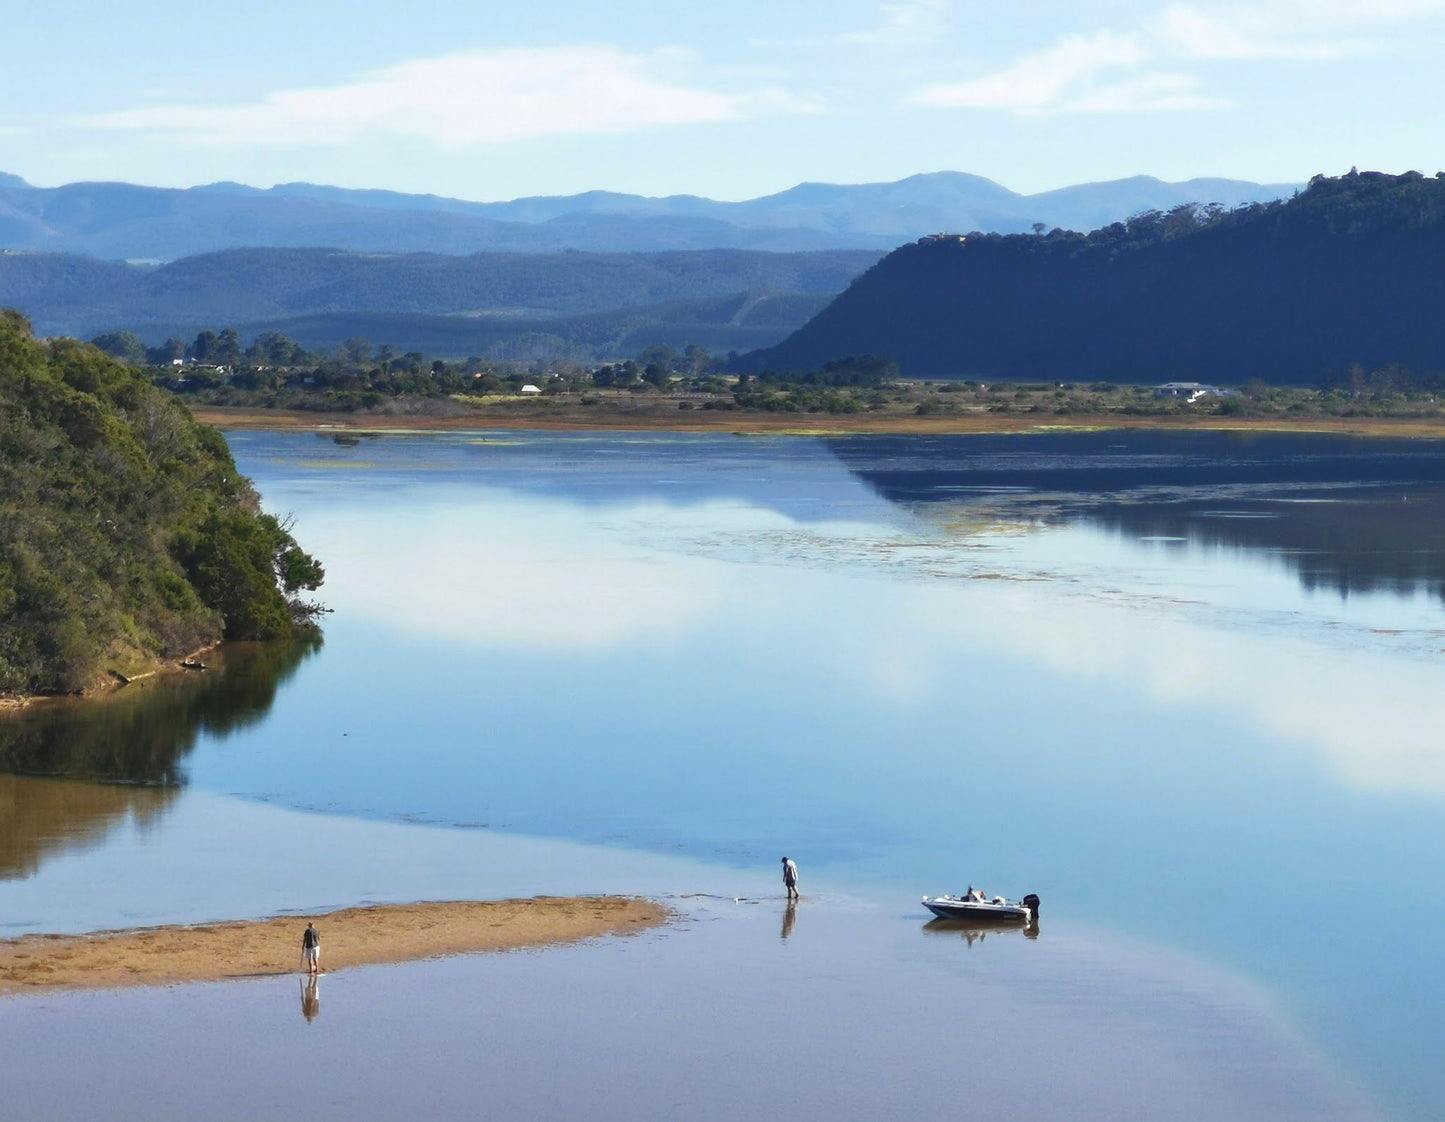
[3,429,1444,1120]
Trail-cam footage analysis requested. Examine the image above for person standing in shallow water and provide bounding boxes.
[781,856,799,899]
[301,921,320,974]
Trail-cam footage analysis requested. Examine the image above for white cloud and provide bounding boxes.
[1146,0,1445,63]
[1060,72,1229,113]
[1283,0,1445,20]
[1154,4,1359,60]
[842,0,952,47]
[910,0,1445,117]
[85,46,813,149]
[910,30,1205,114]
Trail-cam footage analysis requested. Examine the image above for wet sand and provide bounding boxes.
[0,896,666,994]
[189,403,1445,438]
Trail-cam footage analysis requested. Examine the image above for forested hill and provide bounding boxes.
[0,246,880,343]
[0,311,323,696]
[744,171,1445,384]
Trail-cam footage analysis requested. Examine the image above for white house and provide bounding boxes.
[1154,381,1221,403]
[520,384,542,395]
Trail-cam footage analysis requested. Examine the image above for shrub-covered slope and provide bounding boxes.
[0,310,322,695]
[745,171,1445,383]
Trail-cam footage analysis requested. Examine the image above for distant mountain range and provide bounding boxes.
[0,170,1298,260]
[744,171,1445,384]
[0,246,879,359]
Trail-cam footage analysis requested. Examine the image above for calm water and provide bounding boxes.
[3,429,1444,1120]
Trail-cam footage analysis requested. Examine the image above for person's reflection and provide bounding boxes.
[780,898,797,941]
[300,974,321,1023]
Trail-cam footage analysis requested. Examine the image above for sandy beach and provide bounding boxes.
[0,896,667,994]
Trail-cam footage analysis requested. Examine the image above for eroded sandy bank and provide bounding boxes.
[0,896,667,994]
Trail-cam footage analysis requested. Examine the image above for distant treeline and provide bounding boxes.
[89,321,1445,421]
[90,329,915,415]
[90,329,737,410]
[747,170,1445,383]
[0,310,324,695]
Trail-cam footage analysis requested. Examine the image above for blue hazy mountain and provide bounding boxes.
[0,170,1296,261]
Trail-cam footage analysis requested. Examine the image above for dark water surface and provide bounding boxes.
[3,430,1443,1120]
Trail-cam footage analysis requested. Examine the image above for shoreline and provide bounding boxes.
[189,403,1445,439]
[1,640,226,712]
[0,896,667,995]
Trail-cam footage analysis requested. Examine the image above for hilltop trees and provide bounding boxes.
[90,330,147,365]
[747,171,1445,383]
[246,331,309,367]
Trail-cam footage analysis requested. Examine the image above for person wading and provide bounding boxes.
[301,922,321,975]
[781,856,800,899]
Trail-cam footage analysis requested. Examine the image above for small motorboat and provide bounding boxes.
[922,891,1039,923]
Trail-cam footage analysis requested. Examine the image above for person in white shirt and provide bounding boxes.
[781,856,799,899]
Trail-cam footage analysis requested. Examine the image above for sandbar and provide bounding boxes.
[0,896,667,995]
[188,403,1445,439]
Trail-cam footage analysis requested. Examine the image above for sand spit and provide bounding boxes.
[189,404,1445,439]
[0,896,667,995]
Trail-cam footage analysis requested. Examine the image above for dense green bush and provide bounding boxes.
[0,310,323,695]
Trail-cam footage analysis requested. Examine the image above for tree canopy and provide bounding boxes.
[0,310,323,695]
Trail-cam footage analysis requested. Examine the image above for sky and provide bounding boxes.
[2,0,1443,201]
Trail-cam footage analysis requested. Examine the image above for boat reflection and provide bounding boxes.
[922,917,1040,945]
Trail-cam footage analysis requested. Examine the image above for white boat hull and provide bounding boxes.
[922,896,1034,923]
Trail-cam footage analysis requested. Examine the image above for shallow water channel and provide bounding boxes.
[3,429,1444,1120]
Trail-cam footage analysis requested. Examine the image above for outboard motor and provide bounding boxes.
[1022,894,1040,920]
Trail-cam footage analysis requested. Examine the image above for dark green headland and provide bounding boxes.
[0,311,323,697]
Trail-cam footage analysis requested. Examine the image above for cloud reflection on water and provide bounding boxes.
[221,430,1445,1118]
[303,477,1445,799]
[310,493,744,649]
